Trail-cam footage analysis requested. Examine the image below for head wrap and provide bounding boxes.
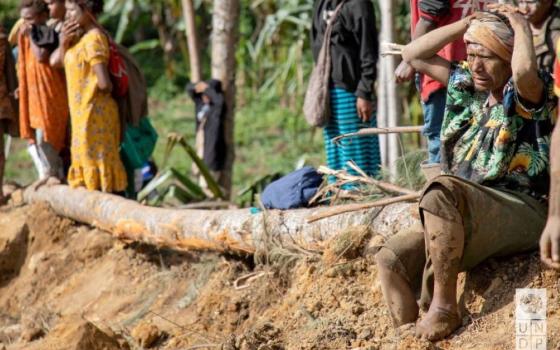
[464,12,514,62]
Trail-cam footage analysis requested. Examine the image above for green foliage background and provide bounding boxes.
[1,0,421,197]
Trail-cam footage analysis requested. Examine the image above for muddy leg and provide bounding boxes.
[376,248,419,326]
[416,211,463,341]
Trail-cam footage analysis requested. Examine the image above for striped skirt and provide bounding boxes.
[323,87,381,183]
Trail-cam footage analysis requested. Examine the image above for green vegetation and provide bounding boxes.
[2,0,424,201]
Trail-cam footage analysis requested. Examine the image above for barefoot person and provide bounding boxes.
[61,0,127,193]
[395,0,495,164]
[375,7,556,341]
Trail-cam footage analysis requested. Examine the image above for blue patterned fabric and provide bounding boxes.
[323,87,381,185]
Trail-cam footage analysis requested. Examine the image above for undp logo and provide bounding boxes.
[516,289,547,350]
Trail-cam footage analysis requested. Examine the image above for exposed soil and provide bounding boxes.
[0,201,558,350]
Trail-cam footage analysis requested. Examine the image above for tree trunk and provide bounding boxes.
[152,7,176,78]
[181,0,202,82]
[211,0,240,198]
[23,185,420,255]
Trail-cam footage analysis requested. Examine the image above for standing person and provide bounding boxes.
[311,0,381,181]
[395,0,495,164]
[61,0,127,193]
[0,28,18,204]
[518,0,560,73]
[186,80,226,190]
[18,0,69,180]
[44,0,65,31]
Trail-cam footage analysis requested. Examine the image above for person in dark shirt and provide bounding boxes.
[186,80,226,187]
[311,0,380,182]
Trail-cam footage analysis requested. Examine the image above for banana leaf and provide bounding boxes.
[163,134,225,200]
[163,184,194,207]
[137,167,206,204]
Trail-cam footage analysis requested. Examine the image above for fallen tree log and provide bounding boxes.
[23,185,420,254]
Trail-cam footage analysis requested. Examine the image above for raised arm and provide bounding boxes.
[401,17,471,85]
[497,6,543,104]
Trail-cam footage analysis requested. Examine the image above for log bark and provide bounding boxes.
[23,185,420,254]
[211,0,240,198]
[181,0,202,82]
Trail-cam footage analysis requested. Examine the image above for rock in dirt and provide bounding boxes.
[0,324,21,344]
[131,322,166,348]
[37,317,123,350]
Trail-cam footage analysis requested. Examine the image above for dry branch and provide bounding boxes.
[317,165,417,196]
[306,193,420,223]
[332,126,423,144]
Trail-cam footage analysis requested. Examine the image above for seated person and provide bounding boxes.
[375,6,556,341]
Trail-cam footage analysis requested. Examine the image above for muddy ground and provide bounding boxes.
[0,200,558,350]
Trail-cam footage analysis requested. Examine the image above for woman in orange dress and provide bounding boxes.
[60,0,127,193]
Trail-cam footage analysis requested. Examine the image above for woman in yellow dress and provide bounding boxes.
[61,0,127,193]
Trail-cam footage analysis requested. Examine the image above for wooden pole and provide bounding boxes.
[181,0,202,82]
[211,0,241,198]
[378,0,400,178]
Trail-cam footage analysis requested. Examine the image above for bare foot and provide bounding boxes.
[415,306,461,341]
[45,177,61,186]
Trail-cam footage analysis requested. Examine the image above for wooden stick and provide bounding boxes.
[332,126,423,144]
[306,193,420,223]
[317,166,418,196]
[346,161,418,195]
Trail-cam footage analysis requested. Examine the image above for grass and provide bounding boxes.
[5,86,425,203]
[4,89,325,197]
[149,91,325,197]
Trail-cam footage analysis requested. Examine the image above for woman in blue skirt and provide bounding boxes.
[311,0,381,182]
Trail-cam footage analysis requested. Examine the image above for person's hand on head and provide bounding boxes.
[540,216,560,270]
[487,3,529,28]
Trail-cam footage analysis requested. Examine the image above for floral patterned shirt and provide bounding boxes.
[441,62,557,198]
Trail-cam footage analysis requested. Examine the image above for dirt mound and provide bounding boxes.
[0,203,558,349]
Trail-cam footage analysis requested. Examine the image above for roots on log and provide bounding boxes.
[23,185,420,254]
